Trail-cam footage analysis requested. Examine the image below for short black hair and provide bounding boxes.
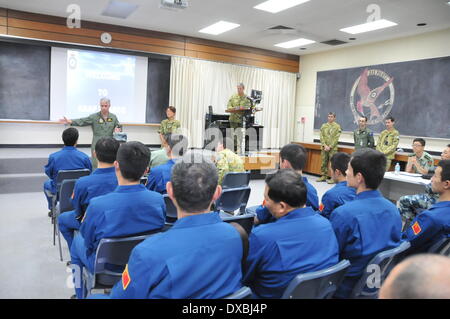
[95,137,120,164]
[360,116,368,121]
[280,144,307,171]
[62,127,79,146]
[167,106,176,113]
[265,169,306,208]
[116,141,150,181]
[350,148,386,189]
[447,144,450,148]
[413,138,426,147]
[167,134,188,157]
[385,116,395,122]
[331,152,351,176]
[171,152,218,213]
[438,160,450,182]
[328,112,336,117]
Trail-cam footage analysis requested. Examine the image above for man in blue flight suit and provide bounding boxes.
[58,137,120,250]
[403,160,450,254]
[43,127,92,215]
[146,134,188,194]
[253,143,319,225]
[69,141,166,299]
[103,152,244,299]
[330,149,402,299]
[320,152,356,219]
[243,169,339,299]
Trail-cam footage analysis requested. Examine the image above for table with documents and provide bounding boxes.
[379,171,431,202]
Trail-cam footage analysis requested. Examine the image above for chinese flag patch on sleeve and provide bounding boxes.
[412,221,422,235]
[122,265,131,290]
[319,203,324,212]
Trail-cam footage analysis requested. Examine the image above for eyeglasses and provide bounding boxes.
[412,144,423,147]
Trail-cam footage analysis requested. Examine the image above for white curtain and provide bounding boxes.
[169,56,297,149]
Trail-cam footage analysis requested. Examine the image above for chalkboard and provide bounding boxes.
[0,42,50,120]
[0,40,171,124]
[314,56,450,138]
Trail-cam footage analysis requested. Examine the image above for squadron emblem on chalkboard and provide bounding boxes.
[350,68,395,125]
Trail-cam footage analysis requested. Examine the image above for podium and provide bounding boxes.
[225,107,263,155]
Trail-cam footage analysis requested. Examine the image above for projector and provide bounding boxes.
[160,0,188,10]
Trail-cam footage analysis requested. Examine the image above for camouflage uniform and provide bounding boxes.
[159,119,181,135]
[397,183,439,228]
[319,122,341,179]
[227,94,251,155]
[407,152,434,174]
[376,129,400,171]
[71,112,121,169]
[353,127,375,150]
[215,148,245,185]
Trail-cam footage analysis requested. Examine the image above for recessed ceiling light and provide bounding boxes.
[300,47,307,50]
[417,23,427,26]
[101,0,139,19]
[199,21,240,35]
[349,37,357,40]
[275,38,315,49]
[340,19,397,34]
[254,0,310,14]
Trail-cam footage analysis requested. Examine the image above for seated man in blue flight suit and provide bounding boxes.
[320,152,356,219]
[146,133,188,194]
[43,127,92,215]
[330,149,402,298]
[58,137,120,250]
[243,169,339,299]
[403,160,450,254]
[252,143,319,225]
[104,152,244,299]
[69,141,166,299]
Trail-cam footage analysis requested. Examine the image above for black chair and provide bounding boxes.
[223,286,252,299]
[83,230,162,298]
[281,260,351,299]
[222,171,250,189]
[215,186,251,215]
[163,194,178,225]
[350,241,411,299]
[54,179,77,262]
[221,212,255,235]
[428,237,450,256]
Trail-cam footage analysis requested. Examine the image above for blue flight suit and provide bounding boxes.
[58,166,118,249]
[146,159,176,194]
[244,207,339,299]
[330,190,402,298]
[402,201,450,254]
[320,181,356,219]
[256,176,319,224]
[70,184,166,299]
[107,212,243,299]
[43,146,92,210]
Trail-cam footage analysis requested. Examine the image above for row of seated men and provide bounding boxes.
[43,128,450,299]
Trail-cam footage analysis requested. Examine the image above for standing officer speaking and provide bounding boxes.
[59,98,122,168]
[317,112,341,184]
[353,116,375,150]
[227,83,251,155]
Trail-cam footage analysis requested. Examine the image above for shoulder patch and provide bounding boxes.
[122,264,131,290]
[412,221,422,236]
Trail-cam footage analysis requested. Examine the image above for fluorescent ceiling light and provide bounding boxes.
[275,38,315,48]
[101,0,139,19]
[199,21,240,35]
[340,19,397,34]
[254,0,310,14]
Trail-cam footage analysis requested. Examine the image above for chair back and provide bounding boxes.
[223,286,252,299]
[350,241,411,299]
[282,260,351,299]
[59,179,77,214]
[94,230,161,286]
[215,187,251,214]
[221,213,255,235]
[55,169,90,194]
[428,237,450,256]
[163,194,178,223]
[222,171,250,189]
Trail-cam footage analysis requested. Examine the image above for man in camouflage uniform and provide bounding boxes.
[353,116,375,150]
[397,144,450,229]
[317,112,341,184]
[159,106,181,135]
[214,140,245,185]
[376,116,399,171]
[406,138,434,175]
[227,83,251,155]
[59,98,121,169]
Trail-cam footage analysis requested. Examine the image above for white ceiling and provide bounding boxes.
[1,0,450,56]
